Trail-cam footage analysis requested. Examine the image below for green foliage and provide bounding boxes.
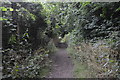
[0,17,8,21]
[0,7,14,11]
[2,2,120,79]
[68,42,119,78]
[9,8,14,11]
[0,7,7,11]
[2,2,51,79]
[3,48,51,78]
[115,7,120,11]
[81,2,91,8]
[19,7,36,21]
[8,34,17,44]
[67,46,96,78]
[60,2,120,78]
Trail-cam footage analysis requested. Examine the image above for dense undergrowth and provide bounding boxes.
[1,1,120,78]
[2,39,56,78]
[1,2,56,78]
[66,32,119,78]
[64,22,120,78]
[61,2,120,78]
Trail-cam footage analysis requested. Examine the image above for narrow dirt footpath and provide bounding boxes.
[47,48,74,78]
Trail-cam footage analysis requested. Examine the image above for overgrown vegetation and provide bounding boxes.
[1,1,120,79]
[1,2,55,78]
[64,2,120,78]
[43,2,120,78]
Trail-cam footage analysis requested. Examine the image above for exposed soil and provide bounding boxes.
[47,48,74,78]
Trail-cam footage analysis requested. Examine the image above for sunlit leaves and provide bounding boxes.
[2,2,120,78]
[55,25,60,29]
[80,2,91,8]
[109,60,115,63]
[9,8,14,11]
[29,13,36,21]
[19,7,36,21]
[0,17,8,21]
[64,2,120,78]
[2,2,52,78]
[0,7,7,11]
[0,7,14,11]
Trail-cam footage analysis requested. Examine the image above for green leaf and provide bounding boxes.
[23,32,29,38]
[9,8,14,11]
[15,69,19,72]
[0,17,8,21]
[30,13,36,20]
[109,60,114,63]
[81,2,91,7]
[16,66,19,68]
[115,7,120,12]
[55,25,60,28]
[0,7,7,11]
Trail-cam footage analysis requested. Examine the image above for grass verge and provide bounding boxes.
[67,46,96,78]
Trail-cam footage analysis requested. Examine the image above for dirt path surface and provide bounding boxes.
[47,48,74,78]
